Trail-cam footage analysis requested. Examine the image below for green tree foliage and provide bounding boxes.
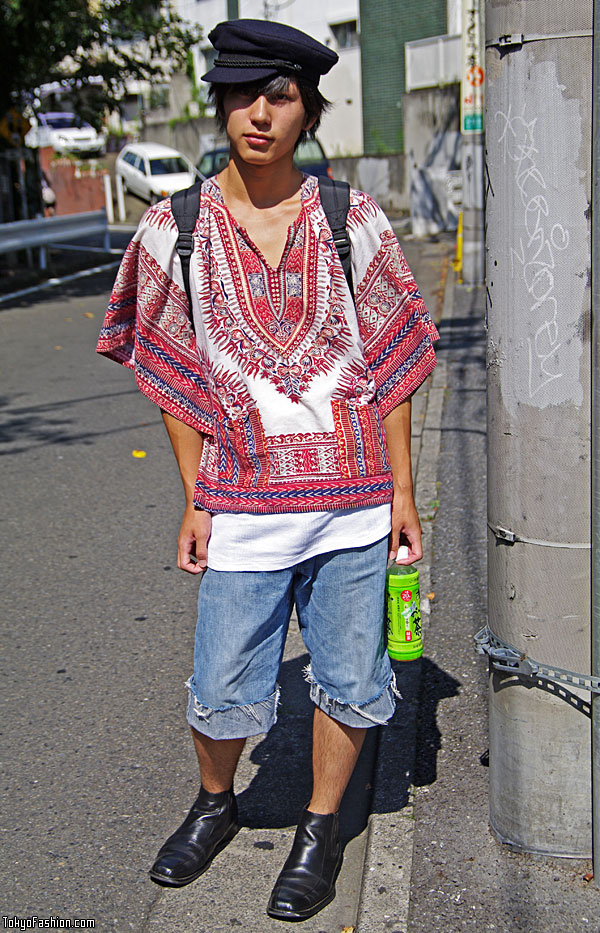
[0,0,202,126]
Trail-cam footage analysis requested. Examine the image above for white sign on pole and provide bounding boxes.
[461,0,485,133]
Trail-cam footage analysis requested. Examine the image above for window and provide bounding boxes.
[330,20,359,50]
[197,152,213,177]
[214,150,229,173]
[198,149,229,177]
[203,47,218,72]
[149,85,170,109]
[295,139,325,164]
[43,113,89,129]
[149,156,190,175]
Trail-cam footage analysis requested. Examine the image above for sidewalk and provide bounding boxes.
[400,278,598,933]
[355,238,453,933]
[407,294,600,933]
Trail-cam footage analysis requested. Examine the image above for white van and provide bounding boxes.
[116,142,201,204]
[25,112,106,157]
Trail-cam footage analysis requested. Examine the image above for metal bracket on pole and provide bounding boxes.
[487,30,593,51]
[489,34,524,51]
[475,625,600,694]
[490,524,516,544]
[488,522,591,549]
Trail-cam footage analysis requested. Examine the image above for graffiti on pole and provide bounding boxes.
[461,0,485,133]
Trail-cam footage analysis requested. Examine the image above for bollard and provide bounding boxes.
[103,173,114,225]
[115,174,126,223]
[452,211,463,281]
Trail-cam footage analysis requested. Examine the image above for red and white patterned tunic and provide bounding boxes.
[97,175,438,515]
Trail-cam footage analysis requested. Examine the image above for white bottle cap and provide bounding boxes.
[396,545,409,561]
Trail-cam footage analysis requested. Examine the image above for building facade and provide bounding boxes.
[359,0,449,154]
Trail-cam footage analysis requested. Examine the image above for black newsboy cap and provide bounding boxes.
[202,19,338,86]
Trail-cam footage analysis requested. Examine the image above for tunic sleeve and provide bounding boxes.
[96,201,215,436]
[348,191,439,418]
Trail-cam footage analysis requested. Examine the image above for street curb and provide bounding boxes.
[355,264,455,933]
[416,262,454,617]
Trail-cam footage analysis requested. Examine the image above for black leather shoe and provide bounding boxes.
[267,807,342,921]
[149,786,238,887]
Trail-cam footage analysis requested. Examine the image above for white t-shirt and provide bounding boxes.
[207,503,391,571]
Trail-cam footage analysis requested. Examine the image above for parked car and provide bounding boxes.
[294,138,333,179]
[197,146,230,178]
[197,138,333,179]
[115,142,202,204]
[25,112,106,157]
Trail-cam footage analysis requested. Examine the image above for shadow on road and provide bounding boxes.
[436,313,487,352]
[0,266,120,309]
[367,657,461,816]
[413,657,462,788]
[0,389,159,453]
[235,650,379,847]
[234,648,460,841]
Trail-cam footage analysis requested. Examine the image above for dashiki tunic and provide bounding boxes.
[97,175,438,515]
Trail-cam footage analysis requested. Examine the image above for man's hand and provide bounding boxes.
[178,505,212,574]
[388,488,422,564]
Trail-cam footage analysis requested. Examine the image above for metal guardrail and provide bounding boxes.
[0,210,110,268]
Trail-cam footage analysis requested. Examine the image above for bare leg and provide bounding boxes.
[308,707,366,814]
[191,727,246,793]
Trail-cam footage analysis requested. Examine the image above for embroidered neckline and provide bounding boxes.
[205,175,315,273]
[200,173,352,400]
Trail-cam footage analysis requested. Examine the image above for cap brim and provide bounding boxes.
[201,65,283,84]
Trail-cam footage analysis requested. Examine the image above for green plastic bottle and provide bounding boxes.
[386,546,423,660]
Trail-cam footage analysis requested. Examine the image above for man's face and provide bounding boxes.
[222,79,314,168]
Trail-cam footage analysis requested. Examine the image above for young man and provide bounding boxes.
[97,19,438,922]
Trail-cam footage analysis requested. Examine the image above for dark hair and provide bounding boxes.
[208,75,331,149]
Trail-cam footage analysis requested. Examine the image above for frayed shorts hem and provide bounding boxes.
[303,665,401,728]
[185,678,280,740]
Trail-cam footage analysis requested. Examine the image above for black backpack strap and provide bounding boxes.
[318,176,354,302]
[171,182,202,330]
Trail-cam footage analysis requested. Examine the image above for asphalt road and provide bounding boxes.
[1,271,195,927]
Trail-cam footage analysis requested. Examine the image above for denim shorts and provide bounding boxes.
[185,536,400,740]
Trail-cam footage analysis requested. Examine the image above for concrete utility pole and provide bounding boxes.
[485,0,592,855]
[592,0,600,885]
[460,0,485,285]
